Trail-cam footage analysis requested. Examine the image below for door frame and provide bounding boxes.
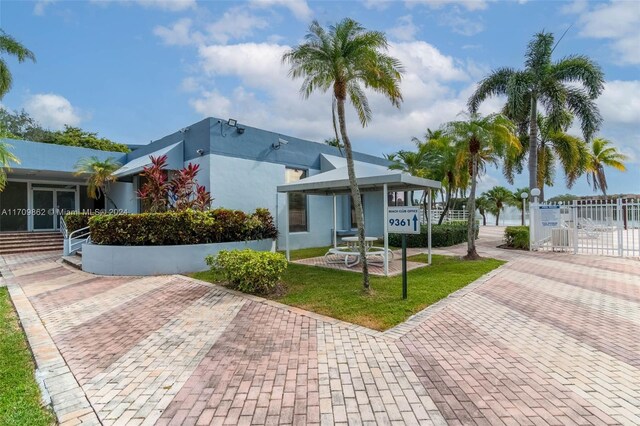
[26,181,80,231]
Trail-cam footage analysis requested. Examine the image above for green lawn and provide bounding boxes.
[0,288,54,426]
[192,253,504,331]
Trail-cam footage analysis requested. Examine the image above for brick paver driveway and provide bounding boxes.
[1,227,638,425]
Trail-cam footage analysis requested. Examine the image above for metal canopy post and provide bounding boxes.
[285,194,290,261]
[428,189,432,265]
[333,194,337,248]
[383,183,389,277]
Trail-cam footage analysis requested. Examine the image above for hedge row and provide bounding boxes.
[388,222,478,248]
[504,226,529,250]
[64,212,92,234]
[88,208,278,246]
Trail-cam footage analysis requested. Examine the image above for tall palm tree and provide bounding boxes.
[74,156,121,209]
[0,141,19,191]
[444,113,521,259]
[283,19,403,291]
[483,186,515,226]
[585,137,628,196]
[1,30,36,99]
[468,31,604,195]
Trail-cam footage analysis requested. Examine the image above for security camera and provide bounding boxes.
[196,149,205,156]
[278,138,289,145]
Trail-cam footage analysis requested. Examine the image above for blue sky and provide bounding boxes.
[2,0,638,197]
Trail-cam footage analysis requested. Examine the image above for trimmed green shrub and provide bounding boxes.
[89,208,278,246]
[388,222,478,248]
[504,226,529,250]
[206,249,287,294]
[64,212,93,233]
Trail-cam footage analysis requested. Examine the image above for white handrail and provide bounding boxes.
[59,216,68,238]
[66,225,90,256]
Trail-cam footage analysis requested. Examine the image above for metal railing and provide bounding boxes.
[64,226,90,256]
[421,208,468,224]
[530,198,640,258]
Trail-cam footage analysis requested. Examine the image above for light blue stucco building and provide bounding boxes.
[1,117,414,249]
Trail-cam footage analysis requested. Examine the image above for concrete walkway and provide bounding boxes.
[1,227,638,425]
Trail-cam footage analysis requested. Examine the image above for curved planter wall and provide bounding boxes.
[82,239,275,276]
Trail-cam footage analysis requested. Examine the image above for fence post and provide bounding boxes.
[572,200,579,255]
[529,201,535,250]
[617,198,624,257]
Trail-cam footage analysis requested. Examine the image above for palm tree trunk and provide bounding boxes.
[495,210,500,226]
[336,97,369,290]
[465,155,480,260]
[438,187,451,225]
[528,95,539,194]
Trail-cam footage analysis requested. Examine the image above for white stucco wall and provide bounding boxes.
[108,182,137,213]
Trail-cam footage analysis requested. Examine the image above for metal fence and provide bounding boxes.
[420,208,468,224]
[530,198,640,258]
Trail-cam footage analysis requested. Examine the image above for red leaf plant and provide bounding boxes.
[137,154,213,212]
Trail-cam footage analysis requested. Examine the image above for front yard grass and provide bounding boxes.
[192,252,504,331]
[0,288,55,426]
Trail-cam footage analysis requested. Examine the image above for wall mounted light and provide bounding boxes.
[272,138,289,150]
[218,118,241,137]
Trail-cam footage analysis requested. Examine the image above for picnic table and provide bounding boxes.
[324,237,394,267]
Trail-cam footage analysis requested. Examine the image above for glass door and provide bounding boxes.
[55,190,76,229]
[33,190,55,230]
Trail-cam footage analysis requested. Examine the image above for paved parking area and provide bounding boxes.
[1,227,638,425]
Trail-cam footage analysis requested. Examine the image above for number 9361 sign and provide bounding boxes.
[387,207,421,234]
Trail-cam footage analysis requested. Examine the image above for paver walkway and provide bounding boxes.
[1,227,638,425]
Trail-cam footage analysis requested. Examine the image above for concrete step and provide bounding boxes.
[0,231,63,239]
[0,238,64,247]
[0,244,63,255]
[62,255,82,270]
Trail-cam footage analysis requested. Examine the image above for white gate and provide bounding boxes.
[530,198,640,258]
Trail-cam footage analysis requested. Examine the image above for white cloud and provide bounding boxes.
[407,0,488,12]
[33,0,55,15]
[598,80,640,125]
[439,12,484,36]
[153,18,197,46]
[186,40,489,152]
[249,0,312,21]
[189,89,233,118]
[206,8,269,44]
[90,0,196,12]
[23,94,82,130]
[362,0,391,11]
[388,15,419,42]
[566,0,640,65]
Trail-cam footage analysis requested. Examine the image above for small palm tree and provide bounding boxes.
[585,138,628,196]
[0,140,19,191]
[475,195,490,226]
[483,186,515,226]
[386,141,430,210]
[74,156,121,209]
[283,18,403,291]
[444,113,521,259]
[468,31,604,194]
[1,30,36,99]
[511,187,529,225]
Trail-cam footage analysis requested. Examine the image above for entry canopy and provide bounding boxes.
[112,141,184,178]
[277,162,441,195]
